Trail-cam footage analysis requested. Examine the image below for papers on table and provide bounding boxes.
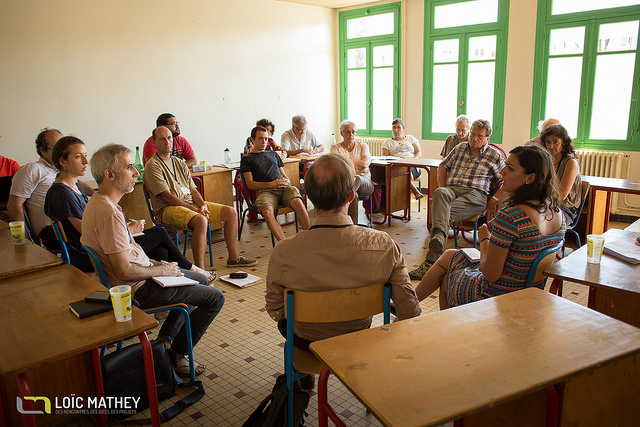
[221,162,241,169]
[604,231,640,264]
[219,272,262,288]
[152,276,199,287]
[371,156,402,162]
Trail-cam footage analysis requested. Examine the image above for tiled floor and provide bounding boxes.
[55,201,630,427]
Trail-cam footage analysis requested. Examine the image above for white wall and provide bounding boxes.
[0,0,336,170]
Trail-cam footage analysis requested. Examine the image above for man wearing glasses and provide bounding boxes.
[280,115,323,157]
[143,113,198,168]
[409,119,505,280]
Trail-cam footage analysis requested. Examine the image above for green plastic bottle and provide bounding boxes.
[134,146,144,181]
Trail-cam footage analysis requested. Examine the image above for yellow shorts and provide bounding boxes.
[160,202,223,229]
[255,186,302,212]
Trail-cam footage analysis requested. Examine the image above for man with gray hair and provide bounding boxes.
[81,143,224,377]
[526,117,561,146]
[281,114,323,157]
[266,153,421,356]
[440,115,470,158]
[410,119,505,280]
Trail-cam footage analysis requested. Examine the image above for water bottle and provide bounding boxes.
[134,146,144,181]
[330,133,336,146]
[224,148,231,164]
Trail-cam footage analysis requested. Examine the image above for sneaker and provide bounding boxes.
[408,259,434,280]
[227,256,257,268]
[428,232,446,255]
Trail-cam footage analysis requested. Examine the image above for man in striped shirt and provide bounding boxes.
[409,119,506,280]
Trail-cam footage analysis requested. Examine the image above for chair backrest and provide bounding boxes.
[489,143,507,159]
[238,171,256,206]
[525,240,565,287]
[81,244,111,288]
[569,181,591,229]
[141,184,161,227]
[51,221,70,265]
[23,210,41,245]
[285,282,391,324]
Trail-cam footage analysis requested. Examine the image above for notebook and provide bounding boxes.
[152,276,199,287]
[69,300,113,319]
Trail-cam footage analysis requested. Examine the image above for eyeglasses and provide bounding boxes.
[469,132,488,138]
[166,121,180,126]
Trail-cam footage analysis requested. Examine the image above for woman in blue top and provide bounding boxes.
[44,136,215,281]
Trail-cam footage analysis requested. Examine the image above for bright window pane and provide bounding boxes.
[468,35,496,61]
[598,21,639,52]
[466,62,495,125]
[549,27,585,55]
[347,48,366,69]
[372,68,394,130]
[373,45,394,67]
[545,57,583,136]
[434,0,498,29]
[552,0,640,15]
[434,39,459,63]
[347,12,394,39]
[432,64,459,133]
[589,53,636,139]
[347,69,367,129]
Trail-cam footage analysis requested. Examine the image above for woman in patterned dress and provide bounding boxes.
[414,144,566,309]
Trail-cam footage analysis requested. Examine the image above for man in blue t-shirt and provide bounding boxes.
[240,126,311,241]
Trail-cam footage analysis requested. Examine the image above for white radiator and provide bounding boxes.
[355,137,386,156]
[575,149,629,214]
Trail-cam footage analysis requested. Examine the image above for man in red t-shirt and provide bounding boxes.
[0,155,19,177]
[142,113,197,167]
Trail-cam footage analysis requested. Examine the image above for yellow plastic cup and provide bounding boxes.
[9,221,26,245]
[109,285,132,322]
[586,234,605,264]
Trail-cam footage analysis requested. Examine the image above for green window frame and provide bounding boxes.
[339,3,401,137]
[422,0,509,144]
[531,1,640,151]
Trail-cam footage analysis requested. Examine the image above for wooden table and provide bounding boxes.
[310,288,640,427]
[390,157,441,227]
[0,226,61,278]
[370,160,411,226]
[0,265,161,427]
[544,220,640,327]
[583,175,640,234]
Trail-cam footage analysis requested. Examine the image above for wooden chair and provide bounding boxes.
[526,240,565,290]
[23,211,41,245]
[142,184,214,267]
[238,171,298,247]
[51,221,70,265]
[284,283,391,427]
[81,244,197,380]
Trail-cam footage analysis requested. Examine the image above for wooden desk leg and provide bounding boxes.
[14,373,36,427]
[90,347,108,426]
[138,332,160,427]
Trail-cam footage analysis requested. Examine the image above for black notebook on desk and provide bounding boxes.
[69,300,113,319]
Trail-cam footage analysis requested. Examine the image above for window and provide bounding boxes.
[531,1,640,150]
[422,0,509,143]
[339,3,401,137]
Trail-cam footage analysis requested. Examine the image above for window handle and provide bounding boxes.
[459,97,464,107]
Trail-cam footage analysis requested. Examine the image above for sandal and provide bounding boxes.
[175,355,206,377]
[207,271,218,284]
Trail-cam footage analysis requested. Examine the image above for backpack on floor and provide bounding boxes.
[101,339,205,423]
[243,374,309,427]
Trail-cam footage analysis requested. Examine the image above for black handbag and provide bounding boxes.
[101,339,205,423]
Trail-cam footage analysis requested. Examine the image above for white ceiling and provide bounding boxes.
[275,0,379,9]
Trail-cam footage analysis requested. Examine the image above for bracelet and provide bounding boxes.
[480,237,489,242]
[491,195,499,202]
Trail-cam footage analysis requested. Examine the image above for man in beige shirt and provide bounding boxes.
[144,126,256,270]
[265,154,422,348]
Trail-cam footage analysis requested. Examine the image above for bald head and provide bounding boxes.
[305,154,355,212]
[152,126,173,158]
[539,118,560,133]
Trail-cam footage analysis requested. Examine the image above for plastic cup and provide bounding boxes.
[109,285,132,322]
[586,234,605,264]
[9,221,26,245]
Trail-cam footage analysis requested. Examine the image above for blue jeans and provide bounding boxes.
[133,269,225,355]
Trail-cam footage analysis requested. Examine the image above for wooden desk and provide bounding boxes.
[0,227,61,278]
[391,158,441,227]
[370,161,410,226]
[310,288,640,427]
[583,175,640,234]
[0,265,160,426]
[544,225,640,327]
